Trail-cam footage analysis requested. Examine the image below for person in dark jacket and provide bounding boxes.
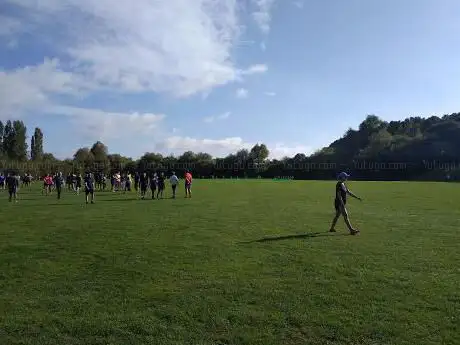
[84,172,95,204]
[156,172,165,199]
[139,172,148,199]
[6,172,19,202]
[55,172,64,199]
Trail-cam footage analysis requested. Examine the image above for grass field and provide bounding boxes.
[0,180,459,345]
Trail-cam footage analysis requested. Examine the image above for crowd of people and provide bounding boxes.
[0,170,193,204]
[2,169,364,235]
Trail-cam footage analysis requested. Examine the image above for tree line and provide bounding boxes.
[1,112,460,180]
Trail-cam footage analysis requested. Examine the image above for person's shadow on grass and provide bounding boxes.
[240,232,349,244]
[101,198,139,202]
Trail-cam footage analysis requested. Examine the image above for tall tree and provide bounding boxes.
[358,114,386,133]
[90,141,108,159]
[178,151,196,163]
[235,149,249,163]
[73,147,94,171]
[3,120,13,158]
[90,141,109,172]
[30,127,44,160]
[138,152,163,171]
[30,135,35,160]
[12,120,28,161]
[249,144,269,161]
[0,121,4,157]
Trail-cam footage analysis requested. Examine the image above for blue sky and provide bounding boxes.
[0,0,459,159]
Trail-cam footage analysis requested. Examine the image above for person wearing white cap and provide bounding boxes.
[330,172,362,235]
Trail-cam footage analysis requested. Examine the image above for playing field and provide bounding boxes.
[0,180,458,345]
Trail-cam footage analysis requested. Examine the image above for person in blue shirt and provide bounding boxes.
[0,173,5,190]
[330,172,362,235]
[84,172,95,204]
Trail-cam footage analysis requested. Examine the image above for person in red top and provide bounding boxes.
[184,170,192,198]
[43,174,53,196]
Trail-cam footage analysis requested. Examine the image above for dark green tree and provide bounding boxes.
[12,120,28,161]
[0,120,4,157]
[3,120,13,158]
[73,147,94,172]
[90,141,110,172]
[31,127,44,160]
[2,120,28,161]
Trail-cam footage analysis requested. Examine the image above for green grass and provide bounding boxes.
[0,180,459,345]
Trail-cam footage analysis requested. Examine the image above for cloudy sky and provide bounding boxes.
[1,0,459,159]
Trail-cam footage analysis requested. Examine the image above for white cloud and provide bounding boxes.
[3,0,269,97]
[156,136,312,158]
[269,143,313,159]
[260,42,267,51]
[0,1,285,159]
[157,136,252,157]
[47,105,165,140]
[203,111,231,123]
[264,91,276,96]
[251,0,276,34]
[0,58,91,116]
[241,64,268,75]
[236,88,248,98]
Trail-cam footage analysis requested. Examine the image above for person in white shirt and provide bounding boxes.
[169,171,179,198]
[115,172,121,192]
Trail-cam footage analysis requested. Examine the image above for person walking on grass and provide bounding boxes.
[330,172,362,235]
[55,172,64,200]
[0,173,5,190]
[75,173,82,195]
[184,170,192,198]
[139,172,148,199]
[149,172,157,199]
[169,171,179,198]
[134,171,140,192]
[66,174,73,191]
[43,173,53,196]
[84,172,95,204]
[6,171,18,202]
[123,173,132,193]
[156,172,165,199]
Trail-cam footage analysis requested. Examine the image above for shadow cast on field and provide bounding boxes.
[24,202,76,206]
[15,197,40,201]
[99,197,194,204]
[241,232,349,244]
[99,198,139,202]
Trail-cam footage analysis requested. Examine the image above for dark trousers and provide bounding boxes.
[8,188,16,201]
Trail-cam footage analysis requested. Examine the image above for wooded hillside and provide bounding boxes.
[1,112,460,180]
